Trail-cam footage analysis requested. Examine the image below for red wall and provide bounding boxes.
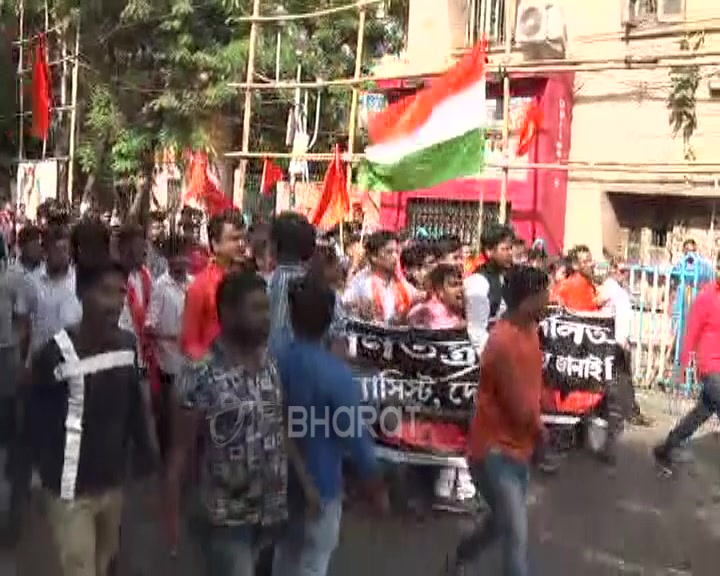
[377,73,575,255]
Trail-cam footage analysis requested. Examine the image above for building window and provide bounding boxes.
[471,0,506,47]
[650,226,669,248]
[631,0,685,22]
[406,198,507,247]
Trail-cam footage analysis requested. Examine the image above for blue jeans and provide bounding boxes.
[191,520,257,576]
[455,450,530,576]
[662,373,720,452]
[272,498,343,576]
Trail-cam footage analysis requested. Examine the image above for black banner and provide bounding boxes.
[345,309,623,417]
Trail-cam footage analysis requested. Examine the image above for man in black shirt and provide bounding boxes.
[27,260,156,576]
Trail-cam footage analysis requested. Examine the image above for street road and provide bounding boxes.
[7,398,720,575]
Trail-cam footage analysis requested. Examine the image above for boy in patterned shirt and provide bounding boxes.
[166,270,317,575]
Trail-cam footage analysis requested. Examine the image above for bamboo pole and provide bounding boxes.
[66,19,80,204]
[236,0,262,209]
[228,49,720,90]
[344,7,367,246]
[222,152,720,174]
[41,0,49,159]
[17,0,24,163]
[498,0,512,224]
[235,0,381,23]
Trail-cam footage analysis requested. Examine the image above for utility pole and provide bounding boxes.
[235,0,261,209]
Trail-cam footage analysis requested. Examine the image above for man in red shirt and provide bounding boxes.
[551,244,598,311]
[451,265,548,576]
[180,211,246,360]
[655,253,720,471]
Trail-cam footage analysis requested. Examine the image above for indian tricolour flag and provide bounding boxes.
[358,42,487,193]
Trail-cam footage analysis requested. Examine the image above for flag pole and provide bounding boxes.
[342,6,367,253]
[41,0,49,160]
[236,0,262,210]
[498,0,512,225]
[66,17,80,205]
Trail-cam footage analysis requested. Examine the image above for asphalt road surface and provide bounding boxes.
[7,400,720,576]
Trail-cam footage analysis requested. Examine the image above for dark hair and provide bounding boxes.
[682,238,697,250]
[435,235,462,257]
[271,212,316,262]
[480,224,514,253]
[17,224,41,247]
[567,244,591,265]
[42,224,70,249]
[364,230,397,258]
[400,244,425,271]
[548,256,571,275]
[207,210,245,251]
[288,276,335,340]
[216,270,267,321]
[71,218,111,264]
[505,265,549,311]
[528,246,547,263]
[76,260,128,299]
[512,237,527,248]
[162,234,193,260]
[149,210,166,223]
[117,223,145,248]
[427,263,462,291]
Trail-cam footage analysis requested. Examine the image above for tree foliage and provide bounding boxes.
[0,0,407,211]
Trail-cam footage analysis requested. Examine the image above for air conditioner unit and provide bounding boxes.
[515,1,567,51]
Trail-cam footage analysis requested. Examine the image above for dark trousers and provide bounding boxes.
[661,373,720,452]
[153,371,175,463]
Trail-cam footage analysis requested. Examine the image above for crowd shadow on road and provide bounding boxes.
[12,434,720,576]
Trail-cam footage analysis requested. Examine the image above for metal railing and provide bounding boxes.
[627,254,715,395]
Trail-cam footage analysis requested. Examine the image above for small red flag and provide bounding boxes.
[516,101,543,158]
[261,158,284,196]
[31,34,53,140]
[184,150,234,216]
[310,145,349,230]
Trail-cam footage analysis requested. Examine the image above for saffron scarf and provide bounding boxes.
[127,266,161,395]
[370,274,411,322]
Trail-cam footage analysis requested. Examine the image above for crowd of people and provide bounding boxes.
[0,203,708,576]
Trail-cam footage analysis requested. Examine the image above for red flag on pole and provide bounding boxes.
[31,34,53,140]
[310,145,349,230]
[184,151,234,216]
[261,158,284,196]
[516,101,543,157]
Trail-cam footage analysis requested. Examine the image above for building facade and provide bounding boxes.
[372,0,720,261]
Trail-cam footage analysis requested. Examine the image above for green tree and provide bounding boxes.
[4,0,407,217]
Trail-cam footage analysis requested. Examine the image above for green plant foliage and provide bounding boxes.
[2,0,406,204]
[667,32,704,161]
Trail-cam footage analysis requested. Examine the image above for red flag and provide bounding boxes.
[184,151,234,216]
[310,145,349,230]
[516,101,543,157]
[261,158,284,196]
[31,34,53,140]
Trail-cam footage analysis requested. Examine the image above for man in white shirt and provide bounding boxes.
[145,238,191,460]
[597,260,651,427]
[464,224,514,354]
[342,231,419,325]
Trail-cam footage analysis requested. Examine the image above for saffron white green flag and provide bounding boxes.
[358,42,487,193]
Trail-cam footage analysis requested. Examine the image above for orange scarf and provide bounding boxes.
[127,266,161,394]
[371,274,411,321]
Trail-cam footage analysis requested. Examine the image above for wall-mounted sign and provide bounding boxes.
[16,159,58,219]
[358,92,388,131]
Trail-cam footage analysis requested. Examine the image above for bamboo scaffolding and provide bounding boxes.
[234,0,382,23]
[223,152,720,175]
[67,19,80,204]
[498,0,512,225]
[343,7,367,248]
[236,0,262,204]
[228,48,720,91]
[17,0,24,162]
